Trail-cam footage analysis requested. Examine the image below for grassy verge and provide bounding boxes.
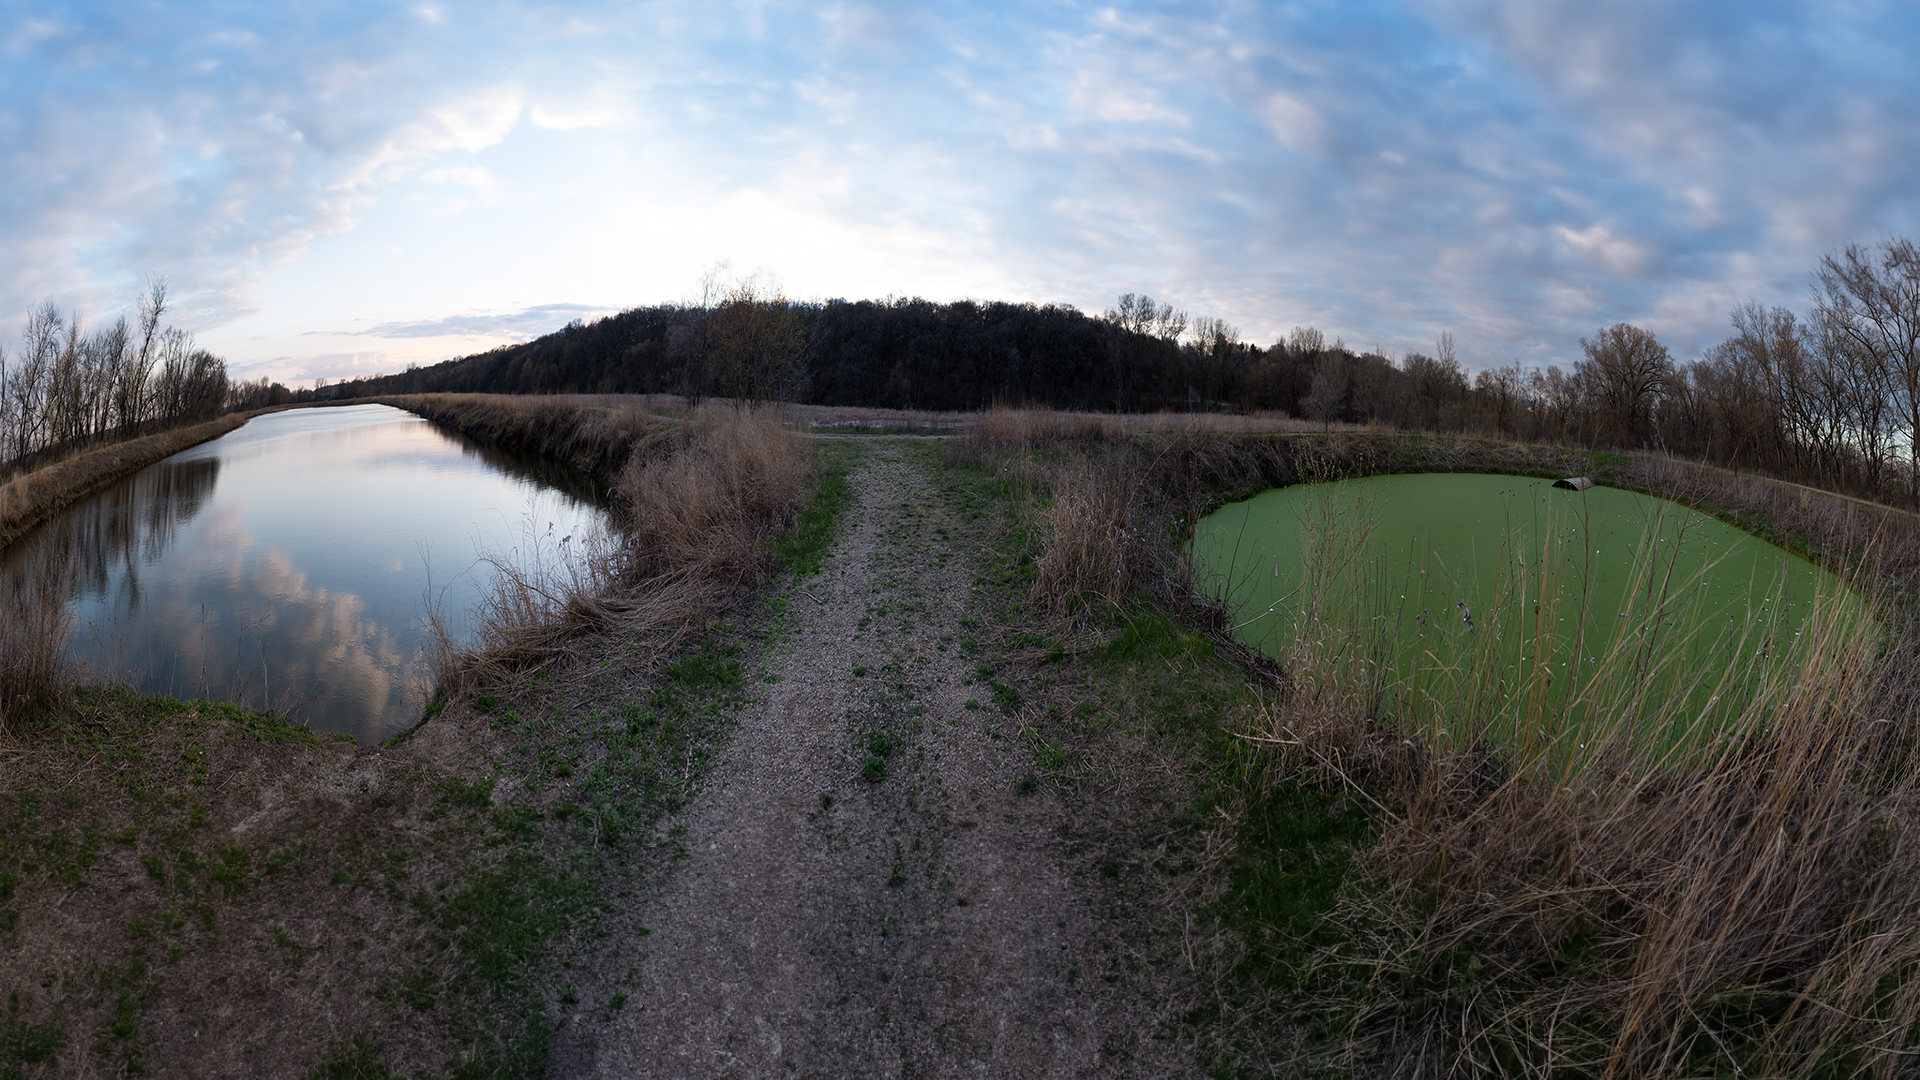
[929,445,1375,1074]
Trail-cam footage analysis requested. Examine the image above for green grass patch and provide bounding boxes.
[1208,786,1373,995]
[767,445,855,577]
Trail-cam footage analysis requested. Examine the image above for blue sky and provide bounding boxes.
[4,0,1916,386]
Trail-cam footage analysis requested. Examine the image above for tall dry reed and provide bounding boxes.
[425,403,810,691]
[619,403,812,583]
[1244,480,1919,1078]
[0,577,74,733]
[1013,429,1920,1077]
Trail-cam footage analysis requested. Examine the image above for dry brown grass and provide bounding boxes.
[0,576,75,733]
[1252,541,1917,1077]
[1029,452,1148,614]
[1004,426,1920,1077]
[620,404,812,582]
[955,403,1356,461]
[425,403,811,691]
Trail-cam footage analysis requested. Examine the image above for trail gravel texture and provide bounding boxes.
[553,439,1195,1078]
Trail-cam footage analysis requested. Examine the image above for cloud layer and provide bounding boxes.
[319,303,609,340]
[3,0,1915,374]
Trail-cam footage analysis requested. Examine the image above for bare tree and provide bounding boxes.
[1816,238,1920,506]
[708,279,806,402]
[115,277,168,432]
[1103,293,1189,410]
[1577,323,1673,446]
[1474,360,1525,437]
[1182,316,1240,406]
[1301,351,1348,431]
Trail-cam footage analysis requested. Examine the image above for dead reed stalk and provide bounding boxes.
[1245,493,1920,1078]
[424,403,811,693]
[996,424,1920,1076]
[0,576,75,733]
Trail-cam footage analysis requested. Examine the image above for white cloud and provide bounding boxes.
[418,165,505,210]
[1261,93,1323,151]
[2,0,1915,378]
[340,88,523,192]
[315,303,607,339]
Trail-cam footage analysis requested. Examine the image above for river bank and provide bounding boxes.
[0,405,829,1075]
[0,414,253,550]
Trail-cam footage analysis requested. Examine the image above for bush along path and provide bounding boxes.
[550,437,1197,1077]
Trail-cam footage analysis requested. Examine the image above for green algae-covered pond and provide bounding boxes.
[1192,473,1870,758]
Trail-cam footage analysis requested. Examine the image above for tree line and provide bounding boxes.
[0,281,240,474]
[301,239,1920,507]
[302,285,1259,415]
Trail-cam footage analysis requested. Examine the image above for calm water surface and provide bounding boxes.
[2,405,609,741]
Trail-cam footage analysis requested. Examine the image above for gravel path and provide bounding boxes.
[553,439,1195,1078]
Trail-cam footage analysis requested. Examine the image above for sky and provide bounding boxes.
[3,0,1917,386]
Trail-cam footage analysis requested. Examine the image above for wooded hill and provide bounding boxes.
[299,238,1920,508]
[304,296,1248,415]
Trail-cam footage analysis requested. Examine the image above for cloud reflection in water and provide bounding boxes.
[0,405,609,742]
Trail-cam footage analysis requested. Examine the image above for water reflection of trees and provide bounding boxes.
[1,457,221,608]
[452,433,610,511]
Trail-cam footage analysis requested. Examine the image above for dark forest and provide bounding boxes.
[295,239,1920,507]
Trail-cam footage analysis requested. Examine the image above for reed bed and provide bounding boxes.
[1255,490,1916,1077]
[1012,428,1920,1078]
[955,402,1356,460]
[426,404,811,691]
[0,568,75,734]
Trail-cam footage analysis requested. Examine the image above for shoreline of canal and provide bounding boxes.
[0,411,273,551]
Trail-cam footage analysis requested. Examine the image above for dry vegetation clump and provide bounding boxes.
[620,403,812,583]
[428,404,810,690]
[1256,575,1920,1078]
[954,403,1362,462]
[376,393,665,480]
[1028,449,1161,617]
[0,576,75,732]
[1001,423,1920,1077]
[957,404,1123,458]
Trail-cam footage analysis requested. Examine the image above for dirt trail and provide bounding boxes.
[552,439,1193,1078]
